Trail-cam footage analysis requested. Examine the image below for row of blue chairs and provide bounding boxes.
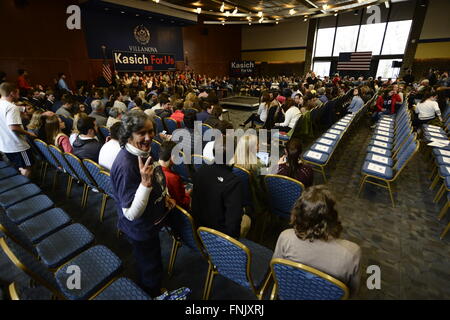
[168,205,349,300]
[358,103,419,207]
[301,93,377,182]
[423,107,450,239]
[0,161,190,300]
[33,139,113,221]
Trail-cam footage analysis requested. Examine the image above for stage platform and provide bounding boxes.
[219,96,260,110]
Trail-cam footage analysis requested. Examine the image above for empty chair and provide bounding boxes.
[197,227,272,300]
[201,123,213,136]
[0,237,122,300]
[5,194,54,224]
[270,258,349,300]
[0,183,42,209]
[264,174,304,219]
[167,205,207,276]
[64,153,97,209]
[34,139,62,187]
[96,170,115,222]
[82,159,109,220]
[0,175,30,194]
[0,167,18,180]
[48,145,80,198]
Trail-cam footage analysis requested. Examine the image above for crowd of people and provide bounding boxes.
[0,65,448,298]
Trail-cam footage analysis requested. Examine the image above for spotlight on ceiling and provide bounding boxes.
[323,4,329,10]
[153,0,159,3]
[259,17,264,23]
[249,22,251,25]
[225,11,230,17]
[289,9,296,15]
[334,11,338,16]
[384,1,390,8]
[220,2,225,12]
[232,7,238,15]
[222,21,225,25]
[196,7,201,14]
[304,17,308,22]
[257,11,263,17]
[354,10,359,15]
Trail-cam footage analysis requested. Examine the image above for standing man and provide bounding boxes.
[0,82,36,177]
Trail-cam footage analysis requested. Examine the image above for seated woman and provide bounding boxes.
[414,90,443,129]
[347,88,364,114]
[45,114,73,153]
[230,133,263,173]
[27,110,46,140]
[240,92,270,128]
[273,98,301,133]
[271,138,313,188]
[69,112,88,145]
[273,185,361,296]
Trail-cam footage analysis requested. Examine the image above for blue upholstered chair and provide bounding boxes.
[192,154,213,171]
[172,151,192,183]
[5,194,54,224]
[64,153,97,209]
[34,139,62,188]
[167,205,207,277]
[270,258,349,300]
[197,227,272,300]
[99,126,110,138]
[82,159,109,220]
[201,123,213,136]
[0,212,93,269]
[0,167,18,180]
[0,237,122,300]
[164,118,178,134]
[264,174,304,219]
[232,165,253,208]
[95,170,115,222]
[92,278,150,300]
[0,183,42,209]
[0,175,30,194]
[48,145,80,198]
[151,140,162,160]
[154,116,164,133]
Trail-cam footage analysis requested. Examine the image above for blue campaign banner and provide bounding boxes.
[81,6,184,61]
[113,51,176,72]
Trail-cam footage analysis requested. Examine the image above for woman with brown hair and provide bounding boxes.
[240,92,271,128]
[273,185,361,295]
[45,114,73,153]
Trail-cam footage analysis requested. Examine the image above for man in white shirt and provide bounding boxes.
[0,82,37,176]
[98,122,122,170]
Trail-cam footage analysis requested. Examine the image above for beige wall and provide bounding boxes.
[419,0,450,40]
[242,18,309,50]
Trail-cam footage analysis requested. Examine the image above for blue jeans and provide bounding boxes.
[372,110,391,123]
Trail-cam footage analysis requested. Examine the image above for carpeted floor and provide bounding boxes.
[0,107,449,300]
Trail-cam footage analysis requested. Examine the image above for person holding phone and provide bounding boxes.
[111,110,176,297]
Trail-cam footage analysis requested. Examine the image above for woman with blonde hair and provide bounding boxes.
[27,110,45,139]
[230,133,261,172]
[45,115,73,153]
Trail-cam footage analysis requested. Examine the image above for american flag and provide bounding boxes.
[337,52,372,71]
[102,62,112,84]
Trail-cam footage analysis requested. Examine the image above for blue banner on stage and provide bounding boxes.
[113,51,176,72]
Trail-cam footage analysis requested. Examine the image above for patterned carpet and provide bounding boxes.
[0,108,449,300]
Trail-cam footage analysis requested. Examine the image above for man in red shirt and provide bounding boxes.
[17,69,31,96]
[158,141,191,210]
[169,99,185,126]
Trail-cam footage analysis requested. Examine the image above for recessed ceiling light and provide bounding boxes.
[136,14,139,16]
[104,8,109,11]
[196,7,201,14]
[120,11,125,14]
